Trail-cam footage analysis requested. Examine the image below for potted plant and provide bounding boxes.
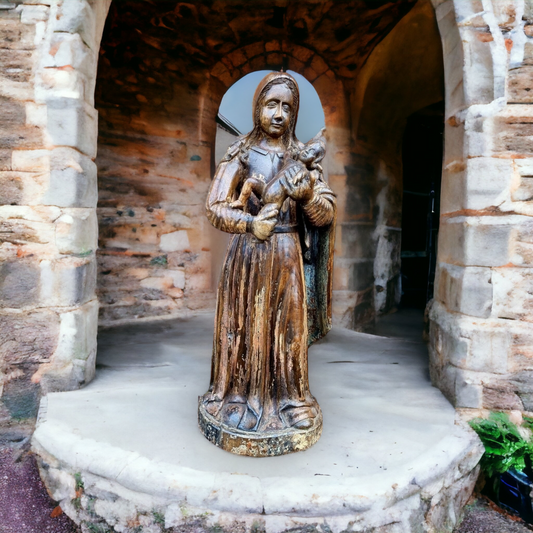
[469,412,533,523]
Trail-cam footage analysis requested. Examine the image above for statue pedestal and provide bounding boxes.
[32,313,482,533]
[198,400,322,457]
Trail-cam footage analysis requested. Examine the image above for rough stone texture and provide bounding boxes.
[0,0,109,427]
[427,0,533,412]
[349,0,444,326]
[92,0,422,327]
[0,0,531,506]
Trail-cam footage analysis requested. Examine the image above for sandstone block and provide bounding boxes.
[185,272,211,292]
[512,158,533,202]
[38,67,89,105]
[482,381,524,411]
[55,208,98,254]
[165,212,192,229]
[437,263,492,318]
[52,300,98,367]
[513,242,533,267]
[464,117,493,158]
[439,216,518,267]
[511,371,533,410]
[45,98,97,158]
[0,308,59,366]
[38,348,96,393]
[509,66,533,104]
[461,32,494,106]
[339,222,376,259]
[0,259,40,308]
[20,5,49,24]
[167,269,185,289]
[512,177,533,202]
[492,268,533,321]
[160,230,190,253]
[0,171,48,206]
[468,325,511,375]
[333,258,374,292]
[463,157,513,210]
[12,149,49,172]
[0,12,36,51]
[429,311,469,370]
[0,205,65,256]
[455,369,483,409]
[49,0,97,51]
[331,290,357,329]
[39,255,96,307]
[47,147,97,207]
[493,105,533,157]
[42,33,93,77]
[429,301,510,375]
[140,277,173,291]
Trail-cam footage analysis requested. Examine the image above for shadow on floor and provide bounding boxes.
[374,307,425,343]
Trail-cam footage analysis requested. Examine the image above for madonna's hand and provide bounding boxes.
[284,165,314,203]
[250,204,279,240]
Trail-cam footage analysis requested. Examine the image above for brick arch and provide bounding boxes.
[210,42,331,90]
[205,42,346,146]
[202,40,352,332]
[205,41,349,158]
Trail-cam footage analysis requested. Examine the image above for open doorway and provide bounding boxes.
[375,102,444,341]
[399,102,444,310]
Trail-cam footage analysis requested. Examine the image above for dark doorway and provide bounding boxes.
[399,102,444,309]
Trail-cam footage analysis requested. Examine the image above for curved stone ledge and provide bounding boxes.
[32,315,483,532]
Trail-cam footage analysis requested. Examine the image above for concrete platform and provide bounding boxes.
[32,314,482,533]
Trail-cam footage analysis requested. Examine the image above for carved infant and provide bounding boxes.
[230,130,326,226]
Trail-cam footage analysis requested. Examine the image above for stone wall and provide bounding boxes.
[94,8,217,324]
[91,0,419,329]
[0,0,111,430]
[428,0,533,411]
[3,0,532,425]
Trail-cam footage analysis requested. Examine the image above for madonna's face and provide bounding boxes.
[259,83,294,138]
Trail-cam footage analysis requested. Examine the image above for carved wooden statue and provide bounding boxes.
[198,72,336,457]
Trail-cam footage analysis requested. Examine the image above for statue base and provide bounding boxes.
[198,399,322,457]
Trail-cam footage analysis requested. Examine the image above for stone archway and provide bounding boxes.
[2,0,532,426]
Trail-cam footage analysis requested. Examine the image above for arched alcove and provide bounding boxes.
[342,0,445,332]
[93,4,349,327]
[11,0,532,530]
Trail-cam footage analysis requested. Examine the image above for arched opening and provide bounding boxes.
[27,1,494,531]
[346,0,445,338]
[90,0,446,341]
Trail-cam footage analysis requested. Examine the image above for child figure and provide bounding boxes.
[230,129,326,213]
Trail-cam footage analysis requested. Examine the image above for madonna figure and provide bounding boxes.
[198,72,336,456]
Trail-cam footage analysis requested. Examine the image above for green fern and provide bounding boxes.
[469,412,533,478]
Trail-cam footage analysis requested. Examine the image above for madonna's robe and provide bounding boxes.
[203,142,336,433]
